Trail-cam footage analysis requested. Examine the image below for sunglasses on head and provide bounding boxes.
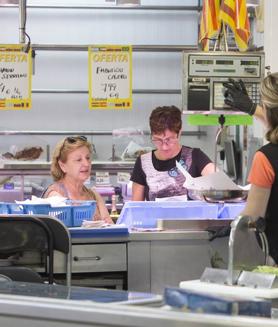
[65,135,87,143]
[58,136,88,160]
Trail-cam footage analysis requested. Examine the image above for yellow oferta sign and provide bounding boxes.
[0,44,32,110]
[88,45,132,110]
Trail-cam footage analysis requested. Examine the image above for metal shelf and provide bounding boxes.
[0,161,135,176]
[31,88,181,95]
[0,130,206,137]
[1,4,202,11]
[31,44,198,52]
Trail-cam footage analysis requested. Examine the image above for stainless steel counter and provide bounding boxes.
[129,230,209,241]
[0,291,277,327]
[63,230,228,294]
[69,231,208,244]
[10,228,228,294]
[0,281,162,305]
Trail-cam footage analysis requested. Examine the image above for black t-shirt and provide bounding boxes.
[131,146,212,187]
[259,143,278,263]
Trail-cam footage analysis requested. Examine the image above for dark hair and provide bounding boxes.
[149,106,182,135]
[261,73,278,144]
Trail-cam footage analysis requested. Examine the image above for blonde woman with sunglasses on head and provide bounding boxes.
[131,106,216,201]
[43,136,113,224]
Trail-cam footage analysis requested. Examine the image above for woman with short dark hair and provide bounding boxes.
[131,106,215,201]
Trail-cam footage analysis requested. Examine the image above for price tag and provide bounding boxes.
[0,44,32,110]
[88,45,132,110]
[117,172,131,183]
[95,171,110,185]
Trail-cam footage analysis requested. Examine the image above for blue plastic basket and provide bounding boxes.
[21,204,72,227]
[0,202,10,214]
[218,203,246,219]
[117,201,219,228]
[13,200,97,227]
[69,200,97,227]
[8,203,25,214]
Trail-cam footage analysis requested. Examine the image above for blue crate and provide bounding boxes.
[0,202,10,214]
[22,203,72,227]
[8,203,24,214]
[218,203,246,219]
[0,202,24,214]
[16,200,96,227]
[2,200,96,227]
[117,201,219,228]
[69,200,97,227]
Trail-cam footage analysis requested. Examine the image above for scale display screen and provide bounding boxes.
[195,59,213,65]
[241,60,259,66]
[215,60,234,65]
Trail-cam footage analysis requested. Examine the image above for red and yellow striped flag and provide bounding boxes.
[219,0,250,51]
[199,0,221,51]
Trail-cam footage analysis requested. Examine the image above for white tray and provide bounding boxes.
[179,279,278,299]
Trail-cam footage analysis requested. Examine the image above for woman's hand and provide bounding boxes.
[103,216,114,224]
[93,212,114,224]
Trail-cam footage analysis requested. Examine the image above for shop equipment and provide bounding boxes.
[0,215,71,286]
[180,215,278,299]
[182,51,265,113]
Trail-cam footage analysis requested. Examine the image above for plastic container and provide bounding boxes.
[218,203,246,219]
[0,202,10,214]
[117,201,219,228]
[8,203,25,214]
[70,201,97,227]
[4,200,97,227]
[164,287,271,317]
[21,203,73,226]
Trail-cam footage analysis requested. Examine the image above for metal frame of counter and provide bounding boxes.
[15,228,227,293]
[52,229,228,294]
[127,231,228,294]
[0,292,277,327]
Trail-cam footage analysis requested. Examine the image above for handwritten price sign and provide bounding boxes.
[0,44,32,110]
[88,45,132,110]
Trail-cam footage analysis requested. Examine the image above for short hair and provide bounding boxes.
[261,73,278,144]
[149,106,182,135]
[51,136,92,181]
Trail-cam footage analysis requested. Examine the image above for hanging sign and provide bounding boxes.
[0,44,32,110]
[88,45,132,110]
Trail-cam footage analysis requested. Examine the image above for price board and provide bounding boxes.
[88,45,132,110]
[0,44,32,110]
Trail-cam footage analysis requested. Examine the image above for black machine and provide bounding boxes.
[224,139,241,182]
